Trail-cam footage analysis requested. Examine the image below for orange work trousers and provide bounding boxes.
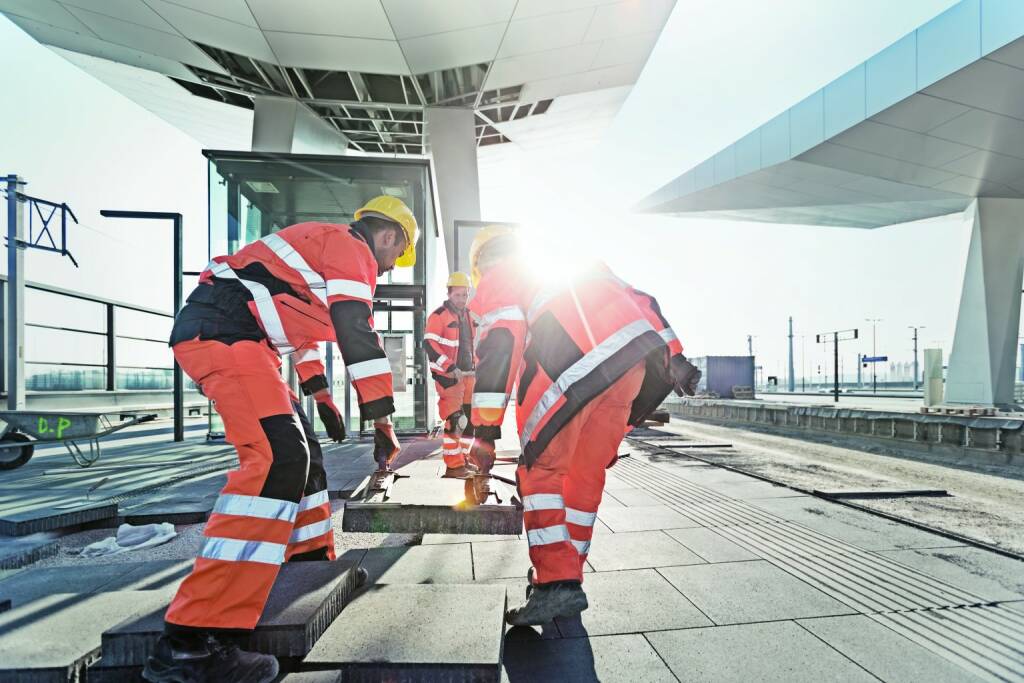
[164,338,335,634]
[436,374,474,468]
[518,363,645,585]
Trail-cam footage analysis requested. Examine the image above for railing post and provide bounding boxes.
[6,175,26,410]
[106,303,116,391]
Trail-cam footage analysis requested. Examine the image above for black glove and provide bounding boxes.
[670,355,701,397]
[445,409,467,435]
[373,421,401,469]
[468,437,496,474]
[315,399,345,442]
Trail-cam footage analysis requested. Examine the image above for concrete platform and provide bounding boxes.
[99,559,361,667]
[342,477,522,535]
[303,583,506,682]
[0,501,118,536]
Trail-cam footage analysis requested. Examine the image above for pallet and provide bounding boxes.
[919,405,995,416]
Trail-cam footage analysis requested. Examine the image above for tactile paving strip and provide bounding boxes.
[617,443,1024,682]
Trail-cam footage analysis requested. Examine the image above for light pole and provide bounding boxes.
[866,318,882,394]
[800,335,806,391]
[909,326,925,390]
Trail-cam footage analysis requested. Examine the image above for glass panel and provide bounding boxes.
[26,363,105,390]
[26,288,105,332]
[117,367,173,390]
[117,338,173,369]
[117,308,173,342]
[25,326,105,365]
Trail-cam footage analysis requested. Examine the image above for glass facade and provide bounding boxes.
[204,151,437,432]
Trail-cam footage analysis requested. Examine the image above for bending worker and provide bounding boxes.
[424,271,477,478]
[143,196,415,683]
[466,227,701,626]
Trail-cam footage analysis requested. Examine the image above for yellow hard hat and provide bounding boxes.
[469,225,517,286]
[446,271,471,288]
[354,195,419,267]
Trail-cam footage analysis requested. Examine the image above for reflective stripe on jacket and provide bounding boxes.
[424,301,475,388]
[469,260,673,466]
[194,221,392,417]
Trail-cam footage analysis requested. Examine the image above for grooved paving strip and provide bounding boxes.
[616,448,1024,681]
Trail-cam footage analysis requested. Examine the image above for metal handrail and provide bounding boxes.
[0,274,172,318]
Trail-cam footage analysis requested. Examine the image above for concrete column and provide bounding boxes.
[945,199,1024,406]
[923,349,943,407]
[426,107,480,272]
[251,96,348,155]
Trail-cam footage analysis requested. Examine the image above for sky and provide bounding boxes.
[0,1,998,383]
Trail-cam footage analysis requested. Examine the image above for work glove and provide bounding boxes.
[313,390,345,442]
[373,419,401,469]
[453,368,464,382]
[670,354,702,397]
[445,410,468,436]
[468,437,496,474]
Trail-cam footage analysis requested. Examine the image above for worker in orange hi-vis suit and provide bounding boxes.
[142,196,416,683]
[465,226,701,627]
[424,271,477,478]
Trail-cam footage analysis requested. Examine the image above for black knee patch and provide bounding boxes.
[258,413,310,502]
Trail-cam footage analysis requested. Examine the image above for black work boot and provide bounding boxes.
[505,581,588,626]
[142,633,279,683]
[444,464,472,479]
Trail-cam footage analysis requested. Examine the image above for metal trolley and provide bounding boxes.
[0,410,156,470]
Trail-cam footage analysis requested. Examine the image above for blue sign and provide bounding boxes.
[862,355,888,363]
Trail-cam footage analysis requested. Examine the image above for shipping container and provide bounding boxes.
[692,356,756,399]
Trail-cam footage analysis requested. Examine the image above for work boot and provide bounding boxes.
[526,567,535,598]
[505,581,588,626]
[444,464,472,479]
[142,633,279,683]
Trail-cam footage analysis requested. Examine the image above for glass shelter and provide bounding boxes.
[204,151,439,433]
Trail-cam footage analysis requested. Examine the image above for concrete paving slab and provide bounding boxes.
[0,502,118,536]
[587,530,706,572]
[646,621,878,682]
[798,614,985,682]
[746,496,959,551]
[359,543,473,584]
[596,494,624,509]
[601,473,633,491]
[873,546,1024,601]
[422,533,518,545]
[714,481,804,500]
[101,560,361,664]
[597,505,701,533]
[502,632,677,682]
[0,590,171,682]
[0,559,188,607]
[280,672,343,682]
[0,534,59,569]
[0,598,9,613]
[658,560,856,624]
[604,488,662,507]
[663,527,760,563]
[472,539,532,581]
[555,569,712,637]
[303,584,505,682]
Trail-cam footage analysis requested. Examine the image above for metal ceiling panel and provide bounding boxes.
[830,120,977,168]
[154,0,257,27]
[485,42,601,91]
[584,0,675,42]
[497,6,594,59]
[263,31,409,73]
[590,30,659,70]
[382,0,515,40]
[923,58,1024,120]
[247,0,394,40]
[400,23,505,74]
[146,0,275,62]
[868,93,970,133]
[62,0,175,32]
[0,0,93,33]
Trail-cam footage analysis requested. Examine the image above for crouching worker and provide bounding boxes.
[424,271,477,478]
[143,196,415,683]
[465,227,701,626]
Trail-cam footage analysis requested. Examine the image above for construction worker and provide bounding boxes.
[465,227,701,626]
[143,196,416,683]
[424,271,477,478]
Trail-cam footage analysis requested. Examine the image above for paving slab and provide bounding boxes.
[101,560,361,665]
[502,632,676,682]
[0,502,118,536]
[586,530,706,572]
[646,621,878,682]
[658,560,855,624]
[555,569,712,637]
[422,533,519,544]
[0,559,190,607]
[596,505,701,533]
[472,539,532,581]
[873,546,1024,601]
[0,590,171,682]
[303,583,506,682]
[663,527,760,563]
[359,543,473,584]
[0,598,9,613]
[0,533,59,569]
[280,672,343,682]
[798,614,985,682]
[746,496,959,551]
[604,488,662,507]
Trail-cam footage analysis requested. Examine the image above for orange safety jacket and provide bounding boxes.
[171,221,394,420]
[469,260,685,466]
[424,300,475,389]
